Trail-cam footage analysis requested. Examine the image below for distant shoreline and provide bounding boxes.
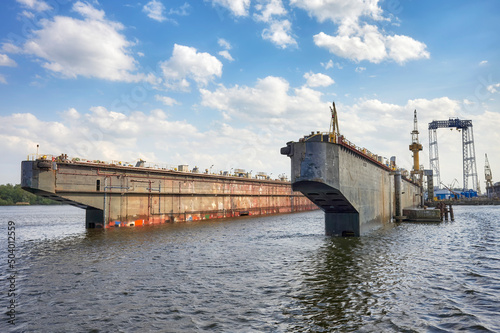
[0,183,63,206]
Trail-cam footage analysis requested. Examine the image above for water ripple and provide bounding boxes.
[0,205,499,332]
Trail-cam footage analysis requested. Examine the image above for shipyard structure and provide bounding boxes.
[281,103,421,236]
[21,157,317,228]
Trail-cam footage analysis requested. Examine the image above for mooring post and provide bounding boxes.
[437,202,444,221]
[449,204,454,221]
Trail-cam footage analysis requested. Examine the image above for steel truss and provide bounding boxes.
[428,118,479,192]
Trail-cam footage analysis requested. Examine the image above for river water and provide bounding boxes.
[0,205,499,332]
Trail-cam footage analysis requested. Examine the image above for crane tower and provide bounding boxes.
[485,153,493,189]
[409,110,423,184]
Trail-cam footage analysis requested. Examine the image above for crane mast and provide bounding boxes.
[485,153,493,189]
[409,110,423,184]
[329,101,339,135]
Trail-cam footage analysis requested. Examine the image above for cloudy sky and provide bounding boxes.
[1,0,499,192]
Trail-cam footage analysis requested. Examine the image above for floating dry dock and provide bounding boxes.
[21,156,317,228]
[282,132,421,236]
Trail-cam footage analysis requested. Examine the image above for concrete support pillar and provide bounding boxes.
[86,207,104,228]
[325,212,359,237]
[426,171,434,202]
[394,170,402,219]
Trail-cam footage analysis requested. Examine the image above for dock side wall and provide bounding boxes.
[287,141,420,235]
[22,160,316,228]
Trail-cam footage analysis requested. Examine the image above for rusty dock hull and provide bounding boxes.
[21,160,317,228]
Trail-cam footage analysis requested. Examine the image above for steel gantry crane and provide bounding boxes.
[428,118,480,193]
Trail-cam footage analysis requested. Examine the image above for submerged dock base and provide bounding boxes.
[86,207,104,228]
[325,212,360,237]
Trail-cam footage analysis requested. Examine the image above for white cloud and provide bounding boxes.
[169,2,191,16]
[200,76,329,129]
[210,0,251,17]
[486,83,500,94]
[16,0,51,12]
[479,60,488,66]
[0,74,6,84]
[322,60,333,69]
[218,38,231,50]
[218,50,234,61]
[0,54,17,67]
[0,108,200,174]
[160,44,223,90]
[218,39,234,61]
[253,0,296,48]
[314,25,429,64]
[385,34,430,64]
[292,0,429,64]
[20,10,35,18]
[155,95,179,106]
[18,1,145,82]
[304,72,334,87]
[60,107,81,121]
[290,0,383,24]
[321,59,343,70]
[355,66,365,73]
[143,0,166,22]
[73,1,105,20]
[254,0,287,22]
[200,76,290,118]
[2,43,22,54]
[262,19,297,49]
[314,29,384,63]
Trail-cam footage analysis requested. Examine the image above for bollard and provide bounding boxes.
[437,202,445,221]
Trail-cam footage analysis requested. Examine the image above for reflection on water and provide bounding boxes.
[0,205,499,332]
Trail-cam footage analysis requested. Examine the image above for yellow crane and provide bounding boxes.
[409,110,423,182]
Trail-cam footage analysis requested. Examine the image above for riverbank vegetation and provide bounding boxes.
[0,184,61,205]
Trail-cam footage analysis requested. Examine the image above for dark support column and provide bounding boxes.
[325,212,360,237]
[394,170,402,219]
[86,207,104,228]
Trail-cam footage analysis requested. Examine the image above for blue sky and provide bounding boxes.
[1,0,499,191]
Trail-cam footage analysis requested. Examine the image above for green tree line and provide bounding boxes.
[0,184,61,205]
